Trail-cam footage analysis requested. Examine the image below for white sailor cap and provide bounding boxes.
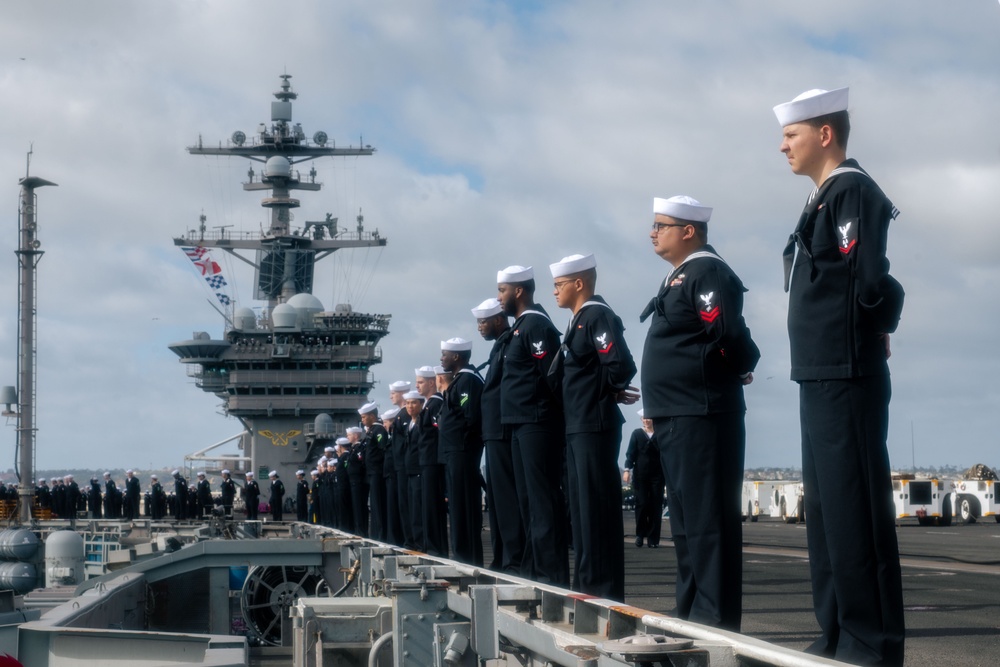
[434,365,448,375]
[221,469,230,475]
[389,380,412,393]
[346,426,364,435]
[653,195,712,223]
[268,470,278,478]
[311,470,319,477]
[773,87,849,127]
[549,253,596,278]
[335,436,350,445]
[103,472,111,477]
[358,402,379,415]
[151,474,158,480]
[126,469,134,474]
[441,337,473,352]
[64,474,73,480]
[197,471,205,477]
[471,297,503,319]
[296,470,305,476]
[381,406,401,420]
[50,477,58,482]
[402,390,425,402]
[497,265,533,283]
[318,456,328,464]
[172,470,180,476]
[246,471,254,478]
[415,366,436,378]
[324,445,335,452]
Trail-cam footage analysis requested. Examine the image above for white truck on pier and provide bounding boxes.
[891,474,949,525]
[892,464,998,525]
[942,464,999,524]
[742,480,804,523]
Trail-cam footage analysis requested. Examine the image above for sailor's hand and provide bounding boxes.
[617,386,640,405]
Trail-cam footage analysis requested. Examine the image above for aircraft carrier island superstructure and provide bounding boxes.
[168,74,389,483]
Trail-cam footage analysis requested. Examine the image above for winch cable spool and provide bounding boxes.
[239,564,327,646]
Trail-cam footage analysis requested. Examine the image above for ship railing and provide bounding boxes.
[223,342,382,362]
[226,395,372,412]
[340,537,857,667]
[38,522,856,667]
[302,422,352,439]
[176,227,384,244]
[177,228,260,243]
[313,313,391,332]
[225,369,372,384]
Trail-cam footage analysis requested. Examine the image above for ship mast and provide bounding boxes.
[182,73,382,308]
[170,74,390,481]
[10,151,57,523]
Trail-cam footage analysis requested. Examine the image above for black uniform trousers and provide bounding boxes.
[421,464,448,557]
[385,473,404,546]
[348,474,369,537]
[633,471,665,546]
[368,472,387,541]
[308,486,318,524]
[396,469,415,548]
[510,421,569,586]
[334,481,353,533]
[407,474,424,551]
[446,447,484,566]
[654,413,744,632]
[483,443,503,571]
[566,430,626,601]
[321,482,336,528]
[485,437,525,574]
[246,496,259,520]
[800,375,904,667]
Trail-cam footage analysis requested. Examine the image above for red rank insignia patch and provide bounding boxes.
[531,341,547,359]
[838,220,858,255]
[699,292,720,323]
[595,332,614,354]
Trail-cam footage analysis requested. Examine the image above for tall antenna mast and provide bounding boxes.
[13,153,57,523]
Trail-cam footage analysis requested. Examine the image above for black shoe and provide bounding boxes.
[635,536,643,547]
[648,543,659,548]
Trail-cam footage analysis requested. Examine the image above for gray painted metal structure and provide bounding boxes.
[12,163,57,523]
[16,524,855,666]
[168,74,391,483]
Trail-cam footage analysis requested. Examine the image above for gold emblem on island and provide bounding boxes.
[258,429,302,447]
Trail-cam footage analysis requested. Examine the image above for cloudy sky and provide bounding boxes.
[1,1,998,474]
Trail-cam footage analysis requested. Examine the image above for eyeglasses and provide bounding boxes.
[651,222,689,233]
[553,279,575,290]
